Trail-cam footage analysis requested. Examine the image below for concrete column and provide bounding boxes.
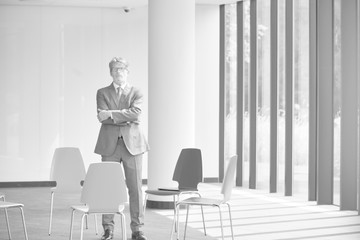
[249,0,257,189]
[317,0,334,205]
[236,1,244,187]
[340,0,358,211]
[308,0,317,201]
[148,0,195,208]
[285,0,293,197]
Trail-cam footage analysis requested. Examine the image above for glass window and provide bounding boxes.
[293,0,309,198]
[243,0,251,188]
[224,0,311,197]
[277,0,286,193]
[333,0,341,206]
[256,0,271,190]
[224,3,237,172]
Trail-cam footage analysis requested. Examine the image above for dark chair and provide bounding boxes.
[176,155,238,240]
[143,148,205,237]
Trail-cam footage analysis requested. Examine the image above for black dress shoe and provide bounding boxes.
[132,231,147,240]
[101,229,113,240]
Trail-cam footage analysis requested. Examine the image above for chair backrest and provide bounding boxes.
[173,148,203,190]
[81,162,128,212]
[50,147,86,192]
[221,155,238,202]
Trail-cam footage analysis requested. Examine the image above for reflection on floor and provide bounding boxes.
[0,183,359,240]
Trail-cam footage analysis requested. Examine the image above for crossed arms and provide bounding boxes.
[96,89,143,126]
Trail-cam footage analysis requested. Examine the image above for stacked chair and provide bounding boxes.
[144,148,205,237]
[176,155,238,240]
[48,147,97,235]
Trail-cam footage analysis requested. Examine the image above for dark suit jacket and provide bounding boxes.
[94,83,149,156]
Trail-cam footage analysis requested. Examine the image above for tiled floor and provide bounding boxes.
[0,183,359,240]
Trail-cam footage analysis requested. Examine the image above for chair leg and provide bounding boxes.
[80,214,87,240]
[170,213,175,240]
[49,191,54,235]
[173,195,177,233]
[200,206,206,236]
[85,214,88,229]
[69,209,75,240]
[226,203,234,240]
[4,207,11,240]
[143,193,148,217]
[176,204,181,240]
[94,214,99,235]
[19,207,29,240]
[2,196,11,240]
[121,213,126,240]
[218,206,224,240]
[194,192,206,235]
[183,205,190,240]
[170,196,179,239]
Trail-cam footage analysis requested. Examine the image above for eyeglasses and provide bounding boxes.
[112,67,128,72]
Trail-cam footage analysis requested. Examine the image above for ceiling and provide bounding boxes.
[0,0,237,8]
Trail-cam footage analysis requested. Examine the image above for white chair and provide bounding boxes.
[69,162,128,240]
[49,147,94,235]
[0,193,29,240]
[0,192,11,239]
[176,155,238,240]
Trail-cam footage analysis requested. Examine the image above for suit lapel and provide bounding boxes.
[120,84,132,104]
[108,84,119,108]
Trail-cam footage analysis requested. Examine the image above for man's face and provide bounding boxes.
[111,62,129,85]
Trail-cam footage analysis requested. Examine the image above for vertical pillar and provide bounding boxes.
[219,5,225,182]
[317,0,334,205]
[340,0,358,210]
[236,1,244,187]
[270,0,278,193]
[249,0,257,189]
[358,0,360,215]
[308,0,317,201]
[148,0,195,208]
[285,0,293,196]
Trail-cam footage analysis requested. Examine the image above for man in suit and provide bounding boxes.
[95,57,150,240]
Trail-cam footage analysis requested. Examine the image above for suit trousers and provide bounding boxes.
[101,137,144,233]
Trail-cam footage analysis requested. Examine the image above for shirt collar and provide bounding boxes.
[113,82,127,90]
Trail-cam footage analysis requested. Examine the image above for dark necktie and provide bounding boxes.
[117,87,121,101]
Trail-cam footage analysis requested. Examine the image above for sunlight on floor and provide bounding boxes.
[0,183,359,240]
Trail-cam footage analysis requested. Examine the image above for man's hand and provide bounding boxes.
[97,109,112,122]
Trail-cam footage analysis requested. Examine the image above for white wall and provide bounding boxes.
[0,4,219,181]
[195,5,219,178]
[0,5,148,181]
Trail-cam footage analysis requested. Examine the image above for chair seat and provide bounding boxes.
[69,163,128,240]
[145,189,179,196]
[178,197,224,206]
[0,202,24,209]
[71,204,125,214]
[145,188,198,196]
